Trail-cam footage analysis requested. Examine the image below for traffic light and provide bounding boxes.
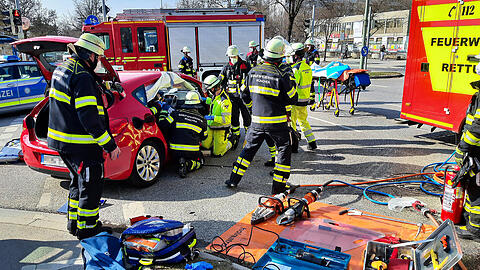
[12,9,21,26]
[1,10,14,34]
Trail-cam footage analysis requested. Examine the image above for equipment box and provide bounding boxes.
[363,219,462,270]
[253,237,351,270]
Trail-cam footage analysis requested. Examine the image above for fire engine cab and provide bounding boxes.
[82,8,265,80]
[401,0,480,133]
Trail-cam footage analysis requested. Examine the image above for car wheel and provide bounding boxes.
[129,141,164,187]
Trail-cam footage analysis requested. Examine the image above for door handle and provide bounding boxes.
[6,83,15,87]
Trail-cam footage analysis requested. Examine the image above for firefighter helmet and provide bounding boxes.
[74,33,105,56]
[264,36,286,59]
[249,40,258,48]
[204,75,221,90]
[226,45,239,57]
[292,43,305,52]
[181,46,192,53]
[304,38,315,46]
[185,91,201,105]
[285,46,295,57]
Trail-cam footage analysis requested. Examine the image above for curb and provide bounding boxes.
[0,207,66,232]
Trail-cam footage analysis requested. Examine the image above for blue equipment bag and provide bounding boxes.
[121,217,197,266]
[354,73,371,87]
[80,232,125,270]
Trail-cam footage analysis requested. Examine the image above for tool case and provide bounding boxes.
[253,237,351,270]
[363,219,462,270]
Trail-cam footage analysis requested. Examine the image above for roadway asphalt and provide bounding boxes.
[0,60,479,269]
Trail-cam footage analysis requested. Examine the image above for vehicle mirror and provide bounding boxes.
[132,117,144,130]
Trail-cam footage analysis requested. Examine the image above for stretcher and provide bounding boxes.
[207,202,435,269]
[310,62,371,117]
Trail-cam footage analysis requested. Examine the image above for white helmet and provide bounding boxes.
[182,46,192,53]
[249,40,258,48]
[226,45,239,57]
[264,36,288,59]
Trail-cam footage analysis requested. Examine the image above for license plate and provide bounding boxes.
[41,154,66,168]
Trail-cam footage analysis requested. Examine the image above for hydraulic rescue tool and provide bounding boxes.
[276,186,324,225]
[251,185,298,225]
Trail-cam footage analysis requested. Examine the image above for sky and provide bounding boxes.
[42,0,179,19]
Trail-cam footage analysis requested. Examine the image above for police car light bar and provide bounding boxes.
[0,55,20,62]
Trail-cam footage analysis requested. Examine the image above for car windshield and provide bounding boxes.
[41,51,67,66]
[145,72,196,103]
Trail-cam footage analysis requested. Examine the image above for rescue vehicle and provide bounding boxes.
[401,0,480,133]
[82,8,265,80]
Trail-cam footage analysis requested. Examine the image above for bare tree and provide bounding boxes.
[177,0,231,8]
[274,0,307,42]
[1,0,58,37]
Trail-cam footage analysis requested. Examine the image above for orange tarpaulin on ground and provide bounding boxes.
[207,202,435,269]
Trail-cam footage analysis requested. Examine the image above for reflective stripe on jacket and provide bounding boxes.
[292,60,313,106]
[208,91,232,129]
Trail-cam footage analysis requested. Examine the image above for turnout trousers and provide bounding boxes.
[59,152,104,240]
[228,128,292,194]
[172,150,204,172]
[465,182,480,236]
[291,105,316,144]
[202,128,232,157]
[229,95,251,136]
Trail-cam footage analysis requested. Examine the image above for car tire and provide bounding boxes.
[128,141,164,187]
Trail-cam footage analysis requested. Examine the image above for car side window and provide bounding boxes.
[132,85,147,106]
[18,65,42,79]
[0,65,20,82]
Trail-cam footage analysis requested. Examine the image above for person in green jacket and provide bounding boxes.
[202,75,233,156]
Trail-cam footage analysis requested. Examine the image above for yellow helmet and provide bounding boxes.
[74,33,105,56]
[226,45,239,57]
[185,91,201,105]
[264,36,286,59]
[249,40,258,47]
[204,75,221,90]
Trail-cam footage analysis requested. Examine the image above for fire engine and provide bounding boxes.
[401,0,480,133]
[82,8,265,80]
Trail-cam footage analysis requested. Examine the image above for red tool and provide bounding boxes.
[440,235,450,253]
[251,186,298,225]
[276,186,324,225]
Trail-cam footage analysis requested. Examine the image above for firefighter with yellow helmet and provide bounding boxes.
[158,91,208,178]
[48,33,121,239]
[226,36,298,194]
[202,75,233,156]
[178,46,196,77]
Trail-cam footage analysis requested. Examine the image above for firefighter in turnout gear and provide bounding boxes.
[290,43,317,150]
[219,45,251,149]
[48,33,121,240]
[454,62,480,241]
[159,91,207,178]
[226,36,298,194]
[178,46,196,77]
[202,75,233,156]
[246,40,260,67]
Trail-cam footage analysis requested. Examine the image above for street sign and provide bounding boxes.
[84,15,100,26]
[361,46,369,57]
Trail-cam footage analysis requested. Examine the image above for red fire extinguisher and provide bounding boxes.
[441,167,466,224]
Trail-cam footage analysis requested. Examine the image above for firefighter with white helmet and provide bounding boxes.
[202,75,233,156]
[218,45,251,149]
[226,36,298,194]
[178,46,196,77]
[158,91,207,178]
[247,40,260,67]
[48,33,121,239]
[290,42,317,150]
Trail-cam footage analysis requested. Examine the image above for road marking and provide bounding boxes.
[4,126,18,133]
[372,85,388,88]
[36,178,52,209]
[122,202,146,223]
[20,257,83,270]
[308,116,362,133]
[0,133,13,140]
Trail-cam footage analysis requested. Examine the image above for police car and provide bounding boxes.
[0,55,47,113]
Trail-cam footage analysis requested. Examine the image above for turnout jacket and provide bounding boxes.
[219,58,251,97]
[206,90,232,130]
[305,49,320,65]
[292,60,313,106]
[246,50,259,67]
[178,55,196,77]
[242,62,298,131]
[456,81,480,163]
[160,109,207,152]
[47,56,116,162]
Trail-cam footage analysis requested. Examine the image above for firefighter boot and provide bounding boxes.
[230,134,240,150]
[307,140,317,150]
[178,157,188,178]
[264,158,275,167]
[272,180,287,194]
[225,173,242,188]
[456,226,480,242]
